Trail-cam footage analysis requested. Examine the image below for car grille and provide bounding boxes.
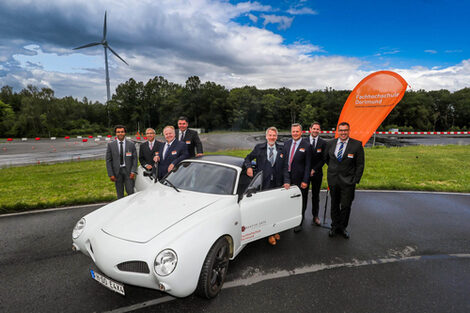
[117,261,150,274]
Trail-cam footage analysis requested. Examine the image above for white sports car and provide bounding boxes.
[72,155,301,298]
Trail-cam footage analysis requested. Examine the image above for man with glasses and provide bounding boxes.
[139,128,162,176]
[324,122,364,239]
[106,125,138,199]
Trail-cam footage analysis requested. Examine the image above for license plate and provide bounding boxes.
[90,269,125,295]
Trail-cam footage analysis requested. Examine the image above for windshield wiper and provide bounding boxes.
[160,177,180,192]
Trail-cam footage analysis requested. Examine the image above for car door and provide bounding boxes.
[239,172,302,244]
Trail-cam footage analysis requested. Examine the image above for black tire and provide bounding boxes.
[196,237,230,298]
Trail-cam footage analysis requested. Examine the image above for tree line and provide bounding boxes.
[0,76,469,137]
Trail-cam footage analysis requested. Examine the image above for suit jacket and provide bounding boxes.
[139,140,163,168]
[244,142,284,189]
[175,128,203,158]
[157,140,189,179]
[324,137,365,187]
[106,139,138,177]
[283,138,312,185]
[309,136,327,178]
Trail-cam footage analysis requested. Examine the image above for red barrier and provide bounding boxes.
[107,135,112,138]
[136,136,141,140]
[82,138,88,142]
[65,136,70,139]
[7,138,13,141]
[35,137,40,141]
[88,135,93,138]
[302,130,470,135]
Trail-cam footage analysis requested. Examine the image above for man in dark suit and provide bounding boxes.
[106,125,138,199]
[283,123,312,232]
[244,126,284,245]
[244,126,284,190]
[308,122,327,226]
[324,122,365,239]
[155,126,189,180]
[175,116,203,158]
[139,128,162,176]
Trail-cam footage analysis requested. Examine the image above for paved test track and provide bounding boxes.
[1,191,469,313]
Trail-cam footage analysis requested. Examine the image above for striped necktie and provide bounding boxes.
[337,141,344,162]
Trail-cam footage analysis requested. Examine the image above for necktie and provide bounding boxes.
[149,141,153,150]
[337,141,344,162]
[180,131,184,141]
[119,141,124,165]
[164,143,170,160]
[269,147,274,166]
[288,141,296,172]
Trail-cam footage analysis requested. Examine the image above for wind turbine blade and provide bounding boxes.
[107,45,128,65]
[103,11,107,40]
[73,42,101,50]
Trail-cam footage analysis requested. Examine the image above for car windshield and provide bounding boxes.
[164,161,237,195]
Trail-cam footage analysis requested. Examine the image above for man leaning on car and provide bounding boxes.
[244,126,284,245]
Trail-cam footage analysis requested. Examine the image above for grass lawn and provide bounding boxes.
[0,145,468,214]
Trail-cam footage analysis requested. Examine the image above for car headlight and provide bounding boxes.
[72,218,86,239]
[154,249,178,276]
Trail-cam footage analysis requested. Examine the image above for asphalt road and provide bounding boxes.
[1,191,469,313]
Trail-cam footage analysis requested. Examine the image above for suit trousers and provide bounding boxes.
[299,185,309,225]
[115,167,135,199]
[329,184,355,230]
[309,174,322,218]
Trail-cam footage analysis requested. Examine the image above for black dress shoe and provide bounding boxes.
[294,226,302,233]
[341,229,350,239]
[328,229,336,237]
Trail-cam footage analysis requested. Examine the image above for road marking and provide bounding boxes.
[103,252,470,312]
[103,296,175,313]
[0,202,109,218]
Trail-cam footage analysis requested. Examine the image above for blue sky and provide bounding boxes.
[0,0,468,102]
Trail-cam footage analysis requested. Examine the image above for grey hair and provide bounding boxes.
[265,126,278,136]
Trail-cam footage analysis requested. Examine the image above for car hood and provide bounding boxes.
[101,184,220,243]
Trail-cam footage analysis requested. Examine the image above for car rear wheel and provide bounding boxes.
[197,237,230,298]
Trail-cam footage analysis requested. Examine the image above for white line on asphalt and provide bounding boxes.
[103,296,175,313]
[0,202,109,218]
[102,252,470,313]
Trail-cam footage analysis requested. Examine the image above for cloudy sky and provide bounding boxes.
[0,0,469,102]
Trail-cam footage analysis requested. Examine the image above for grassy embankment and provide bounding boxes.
[0,145,469,214]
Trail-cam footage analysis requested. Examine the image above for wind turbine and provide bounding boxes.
[74,11,128,102]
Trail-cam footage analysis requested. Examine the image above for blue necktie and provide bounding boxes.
[337,141,344,162]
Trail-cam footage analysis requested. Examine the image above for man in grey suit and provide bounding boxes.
[106,125,138,199]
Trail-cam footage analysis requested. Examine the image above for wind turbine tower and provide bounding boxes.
[74,11,128,102]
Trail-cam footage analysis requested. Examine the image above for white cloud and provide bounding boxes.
[424,49,438,54]
[395,59,470,91]
[260,14,294,30]
[248,13,258,23]
[287,7,317,15]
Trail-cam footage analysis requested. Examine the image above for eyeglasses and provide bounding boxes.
[145,133,155,135]
[116,131,125,133]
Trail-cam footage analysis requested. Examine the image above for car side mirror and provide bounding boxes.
[245,186,257,198]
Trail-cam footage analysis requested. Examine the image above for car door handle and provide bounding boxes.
[290,194,301,198]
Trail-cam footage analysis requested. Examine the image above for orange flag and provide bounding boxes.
[336,71,407,146]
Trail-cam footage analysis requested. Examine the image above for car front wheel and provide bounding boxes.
[197,237,230,298]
